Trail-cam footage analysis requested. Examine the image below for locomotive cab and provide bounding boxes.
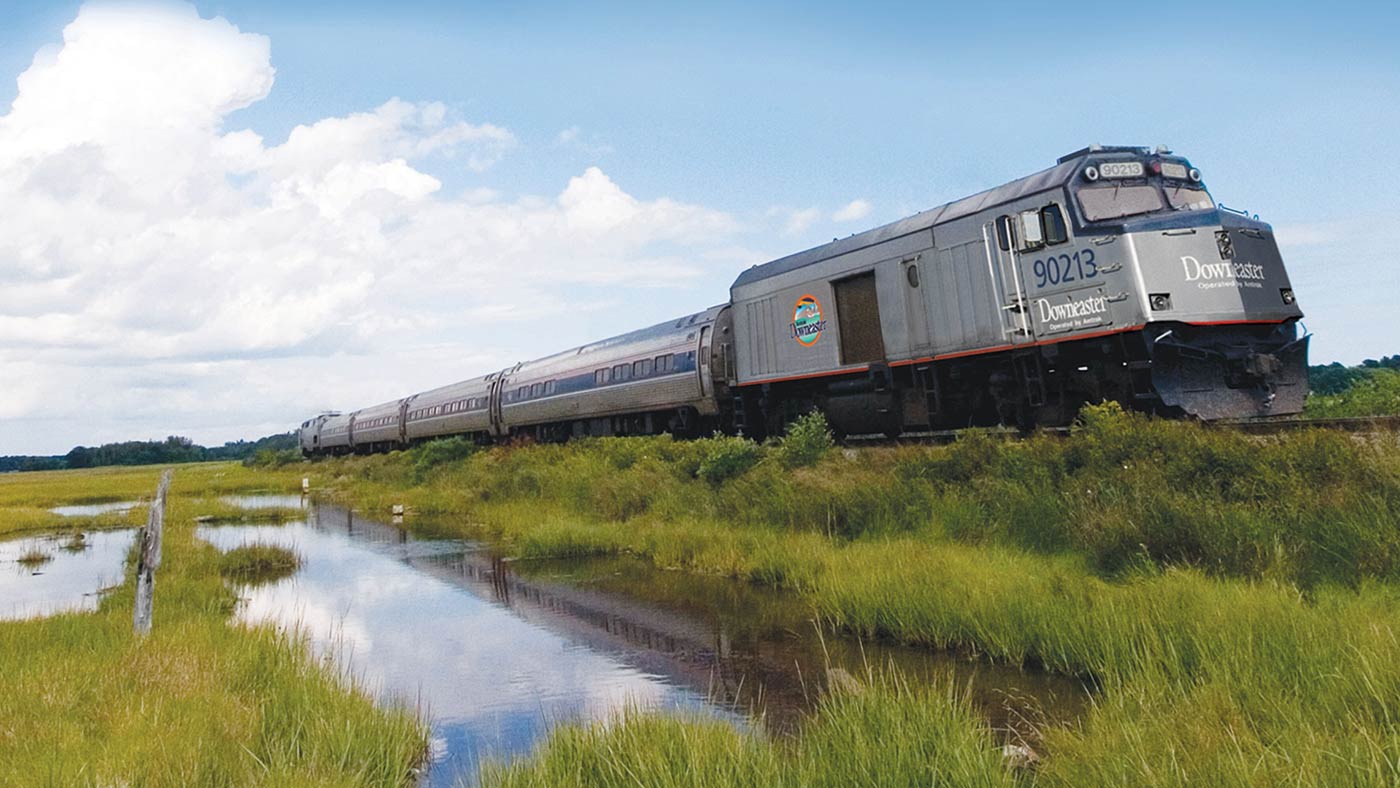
[1063,148,1308,419]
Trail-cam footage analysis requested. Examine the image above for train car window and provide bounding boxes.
[613,364,629,381]
[636,358,653,377]
[1041,204,1068,245]
[531,383,543,398]
[517,386,527,400]
[655,354,671,373]
[598,368,611,384]
[995,215,1013,251]
[545,381,556,395]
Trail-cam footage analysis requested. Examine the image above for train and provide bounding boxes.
[299,144,1309,455]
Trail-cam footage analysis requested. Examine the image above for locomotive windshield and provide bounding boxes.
[1164,185,1212,212]
[1075,173,1215,223]
[1077,184,1163,222]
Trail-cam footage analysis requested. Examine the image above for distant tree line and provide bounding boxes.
[1309,355,1400,396]
[0,432,298,473]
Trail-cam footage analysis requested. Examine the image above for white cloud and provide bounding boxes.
[554,125,614,157]
[770,206,821,238]
[832,199,872,222]
[0,3,744,454]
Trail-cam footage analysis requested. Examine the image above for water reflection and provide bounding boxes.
[199,508,724,785]
[200,503,1089,786]
[50,501,139,517]
[0,530,135,619]
[221,494,307,510]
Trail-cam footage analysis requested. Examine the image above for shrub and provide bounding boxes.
[1305,368,1400,418]
[407,436,477,480]
[697,434,762,485]
[778,410,835,469]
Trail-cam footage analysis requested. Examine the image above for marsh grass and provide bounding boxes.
[482,672,1013,788]
[0,463,426,786]
[16,547,52,567]
[303,407,1400,785]
[219,542,303,586]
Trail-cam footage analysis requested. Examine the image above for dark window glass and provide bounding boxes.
[545,381,556,395]
[655,354,671,373]
[906,264,920,288]
[638,358,653,377]
[995,215,1013,251]
[613,364,628,381]
[1041,204,1068,245]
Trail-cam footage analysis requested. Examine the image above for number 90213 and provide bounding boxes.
[1032,249,1098,288]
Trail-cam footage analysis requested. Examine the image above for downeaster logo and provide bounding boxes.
[790,294,826,346]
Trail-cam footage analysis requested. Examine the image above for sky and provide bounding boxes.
[1,0,1397,455]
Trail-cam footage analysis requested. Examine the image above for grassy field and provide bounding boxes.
[0,463,425,787]
[297,405,1400,786]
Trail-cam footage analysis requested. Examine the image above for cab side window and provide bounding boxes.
[995,215,1014,251]
[1041,204,1068,245]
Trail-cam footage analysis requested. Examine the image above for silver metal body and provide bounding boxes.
[302,306,733,453]
[729,145,1306,430]
[300,144,1308,449]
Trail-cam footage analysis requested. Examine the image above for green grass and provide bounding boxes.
[0,463,426,786]
[1305,368,1400,418]
[297,407,1400,786]
[218,543,303,586]
[483,673,1013,788]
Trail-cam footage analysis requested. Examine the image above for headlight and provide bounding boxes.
[1188,168,1202,183]
[1150,293,1173,311]
[1280,288,1296,305]
[1083,165,1100,182]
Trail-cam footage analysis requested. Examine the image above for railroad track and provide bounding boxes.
[844,414,1400,444]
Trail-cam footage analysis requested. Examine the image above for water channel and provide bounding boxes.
[0,529,136,620]
[200,501,1089,785]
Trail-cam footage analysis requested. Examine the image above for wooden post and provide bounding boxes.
[133,469,172,637]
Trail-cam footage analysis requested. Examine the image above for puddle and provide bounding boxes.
[221,494,307,510]
[50,501,140,517]
[200,504,1089,785]
[0,529,137,619]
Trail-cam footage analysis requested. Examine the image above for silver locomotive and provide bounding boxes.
[300,145,1307,453]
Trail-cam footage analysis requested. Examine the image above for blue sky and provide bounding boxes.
[1,0,1396,453]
